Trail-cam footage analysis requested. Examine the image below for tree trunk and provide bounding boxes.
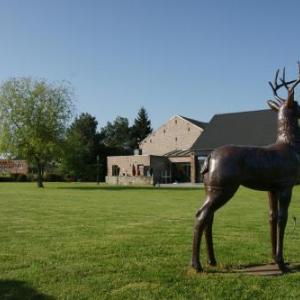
[36,162,44,188]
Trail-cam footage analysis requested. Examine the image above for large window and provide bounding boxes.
[172,163,191,183]
[112,165,120,176]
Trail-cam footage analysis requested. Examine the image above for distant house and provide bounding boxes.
[0,160,28,176]
[106,115,207,185]
[106,109,278,185]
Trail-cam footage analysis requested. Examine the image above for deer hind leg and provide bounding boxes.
[192,198,213,272]
[192,185,238,272]
[268,191,278,261]
[205,213,216,266]
[276,188,292,273]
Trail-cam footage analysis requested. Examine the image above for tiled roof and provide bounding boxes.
[191,109,277,155]
[163,149,193,157]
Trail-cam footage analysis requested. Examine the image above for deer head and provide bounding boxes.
[268,63,300,117]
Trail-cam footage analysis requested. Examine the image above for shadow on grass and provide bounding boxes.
[0,280,54,300]
[56,186,202,191]
[202,262,300,276]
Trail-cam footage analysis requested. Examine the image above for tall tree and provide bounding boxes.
[0,78,73,187]
[100,116,131,151]
[61,113,101,181]
[131,107,152,149]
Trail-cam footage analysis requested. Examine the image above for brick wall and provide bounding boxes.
[0,160,28,175]
[107,155,151,176]
[140,116,203,155]
[105,176,154,185]
[106,155,170,184]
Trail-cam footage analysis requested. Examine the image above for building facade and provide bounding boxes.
[106,109,278,185]
[106,115,207,185]
[0,160,28,176]
[140,115,205,155]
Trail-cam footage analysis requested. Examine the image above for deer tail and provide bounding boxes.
[200,154,211,175]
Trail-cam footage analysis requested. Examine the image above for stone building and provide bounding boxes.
[140,115,206,155]
[0,160,28,176]
[106,115,207,185]
[106,109,278,185]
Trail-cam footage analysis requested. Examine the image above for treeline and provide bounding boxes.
[60,108,152,181]
[0,77,152,187]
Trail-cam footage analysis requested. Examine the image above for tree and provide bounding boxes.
[100,116,131,151]
[0,78,73,187]
[61,113,100,181]
[130,107,152,149]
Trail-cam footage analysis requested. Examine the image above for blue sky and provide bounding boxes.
[1,0,300,128]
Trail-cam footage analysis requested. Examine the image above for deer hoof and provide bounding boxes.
[208,259,217,266]
[278,263,290,273]
[276,259,290,273]
[191,260,203,272]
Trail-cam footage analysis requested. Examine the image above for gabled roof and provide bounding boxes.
[163,149,193,157]
[191,109,277,154]
[178,116,207,129]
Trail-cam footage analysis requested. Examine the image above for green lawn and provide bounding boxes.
[0,183,299,299]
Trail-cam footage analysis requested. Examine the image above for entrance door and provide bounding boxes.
[172,163,191,183]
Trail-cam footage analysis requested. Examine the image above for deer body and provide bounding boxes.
[192,65,300,273]
[203,144,299,191]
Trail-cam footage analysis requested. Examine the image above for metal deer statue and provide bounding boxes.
[192,64,300,273]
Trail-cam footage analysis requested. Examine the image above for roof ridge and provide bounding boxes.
[213,109,271,117]
[178,115,207,128]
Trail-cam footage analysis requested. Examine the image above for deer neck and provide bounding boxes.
[277,109,300,151]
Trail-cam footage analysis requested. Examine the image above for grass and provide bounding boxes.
[0,183,299,299]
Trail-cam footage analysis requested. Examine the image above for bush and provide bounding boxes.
[0,173,28,182]
[0,176,13,182]
[10,173,28,182]
[44,173,65,182]
[16,174,28,182]
[26,174,36,182]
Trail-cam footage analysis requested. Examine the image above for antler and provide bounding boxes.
[285,62,300,107]
[268,68,296,103]
[288,62,300,92]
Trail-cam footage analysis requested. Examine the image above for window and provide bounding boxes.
[175,137,177,142]
[175,119,177,124]
[137,164,144,176]
[112,165,120,176]
[188,127,190,132]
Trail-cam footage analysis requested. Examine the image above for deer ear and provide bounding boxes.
[267,100,279,111]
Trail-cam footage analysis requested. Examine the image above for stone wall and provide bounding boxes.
[139,115,204,155]
[107,155,151,177]
[106,175,153,186]
[0,160,28,175]
[106,155,171,184]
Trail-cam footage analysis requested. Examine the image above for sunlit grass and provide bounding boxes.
[0,183,299,299]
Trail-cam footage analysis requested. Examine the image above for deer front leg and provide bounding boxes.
[276,188,292,273]
[268,191,278,261]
